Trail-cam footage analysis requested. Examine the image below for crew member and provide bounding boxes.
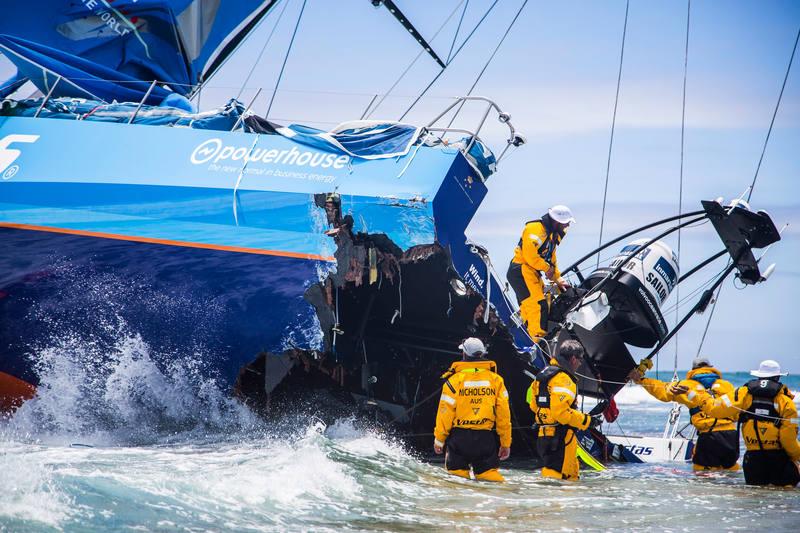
[528,339,599,480]
[507,205,575,341]
[433,337,512,482]
[683,359,800,486]
[629,356,739,471]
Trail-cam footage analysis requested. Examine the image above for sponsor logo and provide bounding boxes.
[653,257,677,291]
[624,445,654,456]
[191,139,223,164]
[189,138,351,169]
[0,134,39,179]
[645,272,668,303]
[456,418,490,426]
[467,263,485,289]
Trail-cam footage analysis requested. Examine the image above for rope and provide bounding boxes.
[236,0,291,101]
[445,0,529,129]
[747,22,800,203]
[366,0,466,119]
[399,0,501,121]
[266,0,307,119]
[446,0,471,64]
[596,0,630,268]
[672,0,691,382]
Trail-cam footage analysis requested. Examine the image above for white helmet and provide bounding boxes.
[548,205,575,225]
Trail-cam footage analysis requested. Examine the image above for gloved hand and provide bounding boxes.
[588,415,603,430]
[668,383,690,396]
[635,358,654,376]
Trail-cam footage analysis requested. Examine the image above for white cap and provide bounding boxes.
[692,356,711,369]
[548,205,575,225]
[459,337,486,358]
[750,359,788,378]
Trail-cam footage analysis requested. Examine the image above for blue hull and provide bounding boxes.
[0,225,321,388]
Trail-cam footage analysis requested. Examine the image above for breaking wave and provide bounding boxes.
[3,325,260,446]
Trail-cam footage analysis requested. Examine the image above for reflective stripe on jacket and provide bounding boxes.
[434,360,512,448]
[697,383,800,460]
[528,358,590,433]
[511,220,562,279]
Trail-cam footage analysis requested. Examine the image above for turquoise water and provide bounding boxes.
[2,344,799,532]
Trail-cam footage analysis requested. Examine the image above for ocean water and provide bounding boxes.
[2,340,800,532]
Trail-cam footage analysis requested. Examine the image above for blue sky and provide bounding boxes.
[2,0,798,371]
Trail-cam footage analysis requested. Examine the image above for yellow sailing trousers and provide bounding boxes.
[519,269,547,340]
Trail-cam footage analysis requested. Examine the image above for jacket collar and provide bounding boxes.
[686,366,722,380]
[548,357,578,382]
[541,213,565,239]
[449,359,497,374]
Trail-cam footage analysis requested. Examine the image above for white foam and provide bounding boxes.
[6,319,259,444]
[0,443,73,528]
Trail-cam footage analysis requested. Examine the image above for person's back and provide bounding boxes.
[635,358,739,471]
[433,338,511,481]
[695,360,800,486]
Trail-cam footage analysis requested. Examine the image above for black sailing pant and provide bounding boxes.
[743,450,800,486]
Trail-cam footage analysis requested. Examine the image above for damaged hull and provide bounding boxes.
[0,116,535,434]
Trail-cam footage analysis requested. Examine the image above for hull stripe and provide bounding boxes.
[0,370,36,413]
[0,222,334,262]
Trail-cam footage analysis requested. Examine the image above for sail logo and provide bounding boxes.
[190,138,351,169]
[0,134,39,180]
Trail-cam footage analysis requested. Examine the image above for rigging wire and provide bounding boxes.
[445,0,529,129]
[266,0,307,119]
[446,0,471,65]
[236,0,291,101]
[365,0,467,119]
[399,0,501,121]
[596,0,630,269]
[672,0,691,381]
[694,21,800,356]
[747,22,800,203]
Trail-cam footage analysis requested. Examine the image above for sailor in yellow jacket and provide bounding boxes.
[507,205,574,341]
[528,340,599,480]
[433,337,512,482]
[680,360,800,487]
[630,356,739,471]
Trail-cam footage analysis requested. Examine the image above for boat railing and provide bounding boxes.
[26,82,526,158]
[424,96,526,160]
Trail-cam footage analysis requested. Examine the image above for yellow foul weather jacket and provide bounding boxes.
[641,366,736,433]
[512,220,562,279]
[528,359,591,435]
[434,360,512,448]
[694,382,800,461]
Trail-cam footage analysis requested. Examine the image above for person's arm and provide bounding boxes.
[552,245,561,281]
[696,386,750,418]
[433,380,457,453]
[778,395,800,462]
[521,223,551,273]
[548,374,591,430]
[640,377,675,403]
[495,378,512,447]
